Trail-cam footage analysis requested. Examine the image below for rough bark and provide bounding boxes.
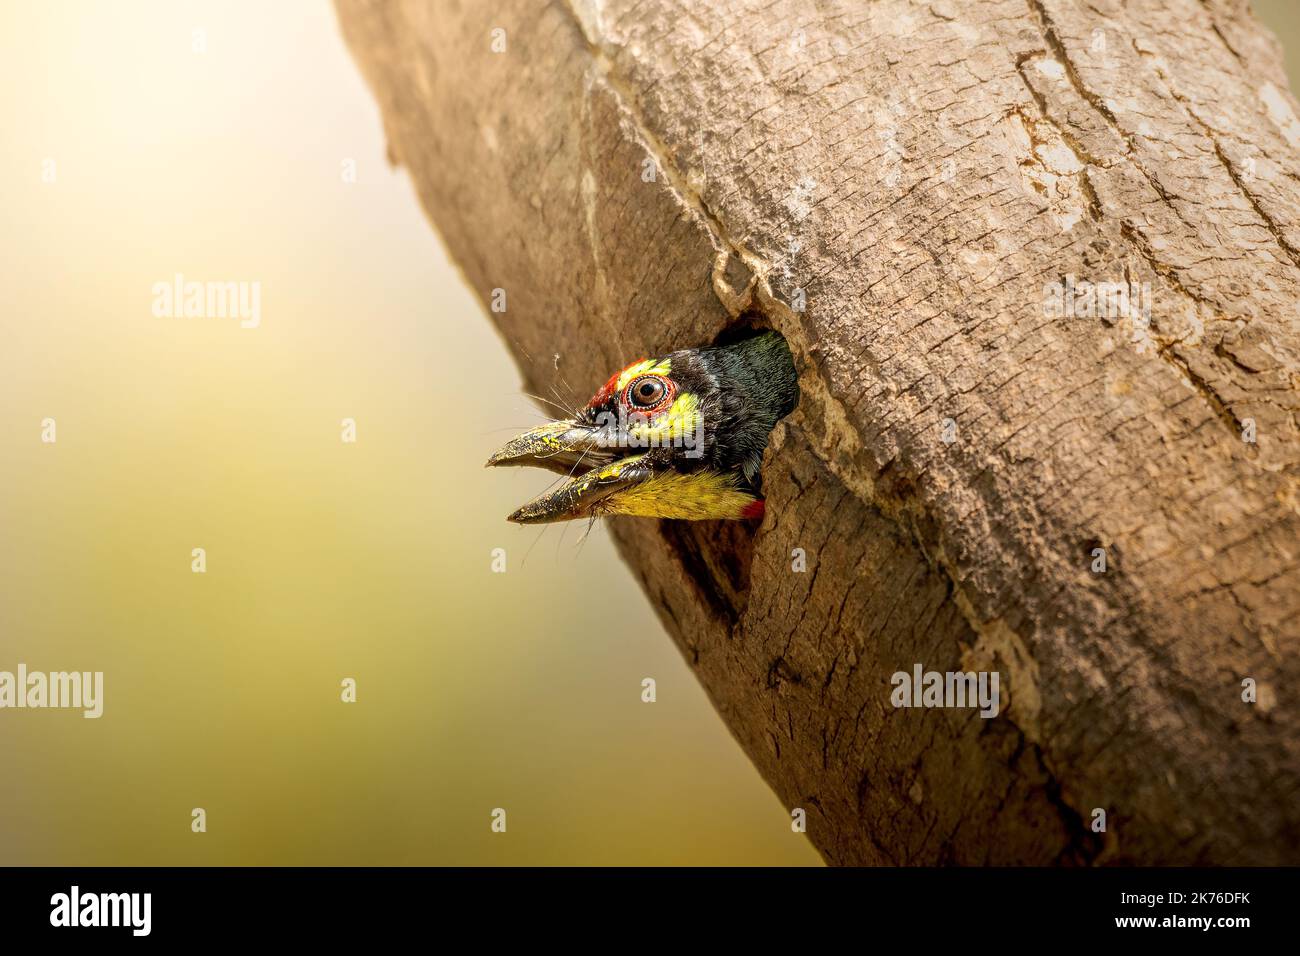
[335,0,1300,864]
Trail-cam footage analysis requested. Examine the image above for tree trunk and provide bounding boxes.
[335,0,1300,864]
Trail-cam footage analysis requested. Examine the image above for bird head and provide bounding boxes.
[487,330,799,523]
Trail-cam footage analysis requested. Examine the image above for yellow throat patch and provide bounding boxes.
[594,465,758,520]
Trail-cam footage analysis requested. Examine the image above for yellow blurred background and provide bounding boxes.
[0,0,818,866]
[2,0,1297,867]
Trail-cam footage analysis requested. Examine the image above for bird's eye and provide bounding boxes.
[626,375,670,409]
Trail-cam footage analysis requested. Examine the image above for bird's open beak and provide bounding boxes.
[486,420,633,523]
[489,420,763,524]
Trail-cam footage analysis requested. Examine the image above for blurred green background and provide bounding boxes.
[2,1,1296,866]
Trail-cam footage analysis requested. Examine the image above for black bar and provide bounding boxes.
[0,866,1292,942]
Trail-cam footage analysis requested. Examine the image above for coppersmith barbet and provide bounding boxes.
[488,330,799,522]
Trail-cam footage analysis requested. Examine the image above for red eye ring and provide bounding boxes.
[623,374,675,414]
